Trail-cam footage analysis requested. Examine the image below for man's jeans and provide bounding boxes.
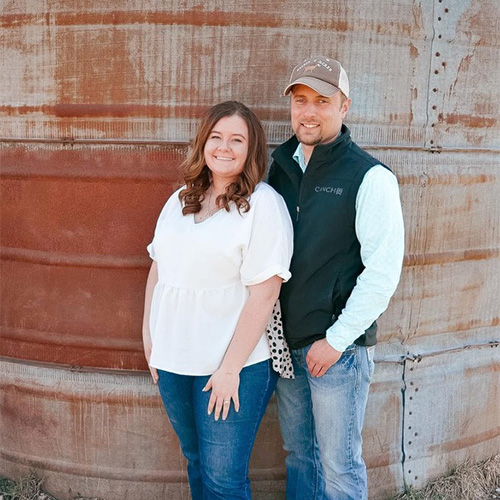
[276,343,374,500]
[157,359,278,500]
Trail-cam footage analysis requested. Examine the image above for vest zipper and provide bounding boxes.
[296,170,306,222]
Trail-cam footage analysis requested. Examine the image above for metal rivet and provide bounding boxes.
[434,70,439,74]
[415,388,419,392]
[435,52,441,57]
[438,34,442,39]
[430,140,434,144]
[409,441,412,445]
[432,105,437,110]
[438,17,442,21]
[433,88,438,92]
[444,8,449,13]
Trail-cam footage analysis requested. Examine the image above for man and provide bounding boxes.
[268,56,405,500]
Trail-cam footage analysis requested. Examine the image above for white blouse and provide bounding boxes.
[147,182,293,375]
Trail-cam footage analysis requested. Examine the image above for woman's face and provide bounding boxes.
[204,114,249,185]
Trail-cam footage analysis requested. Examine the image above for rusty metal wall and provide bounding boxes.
[1,1,499,499]
[0,359,286,500]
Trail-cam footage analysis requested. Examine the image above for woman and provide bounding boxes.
[142,101,293,499]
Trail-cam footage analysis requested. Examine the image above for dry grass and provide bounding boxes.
[392,455,500,500]
[0,470,102,500]
[0,471,54,500]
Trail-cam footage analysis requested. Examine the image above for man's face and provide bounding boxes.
[290,84,351,147]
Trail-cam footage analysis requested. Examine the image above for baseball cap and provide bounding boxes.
[283,56,349,98]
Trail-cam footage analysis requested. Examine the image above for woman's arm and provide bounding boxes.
[203,275,282,420]
[142,260,159,383]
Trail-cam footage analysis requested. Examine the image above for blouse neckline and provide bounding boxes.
[192,208,224,225]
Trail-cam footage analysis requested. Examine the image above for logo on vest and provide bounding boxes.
[314,186,344,195]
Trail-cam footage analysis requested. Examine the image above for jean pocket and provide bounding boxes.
[337,345,356,369]
[366,346,375,379]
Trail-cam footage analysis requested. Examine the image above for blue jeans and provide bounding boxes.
[276,343,374,500]
[157,359,278,500]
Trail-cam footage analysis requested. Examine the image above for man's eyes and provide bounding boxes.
[294,98,330,104]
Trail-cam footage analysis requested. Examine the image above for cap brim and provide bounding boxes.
[283,76,341,97]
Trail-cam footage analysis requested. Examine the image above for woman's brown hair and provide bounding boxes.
[179,101,267,215]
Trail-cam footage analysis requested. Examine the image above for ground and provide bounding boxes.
[1,456,499,500]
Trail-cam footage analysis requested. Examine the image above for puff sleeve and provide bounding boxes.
[240,185,294,286]
[146,189,181,261]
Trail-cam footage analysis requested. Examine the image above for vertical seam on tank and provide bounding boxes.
[401,355,408,488]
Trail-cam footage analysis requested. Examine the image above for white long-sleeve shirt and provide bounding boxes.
[293,144,405,352]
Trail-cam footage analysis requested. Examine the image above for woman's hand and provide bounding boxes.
[143,333,158,384]
[203,369,240,421]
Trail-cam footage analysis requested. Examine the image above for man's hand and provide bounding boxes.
[306,338,343,377]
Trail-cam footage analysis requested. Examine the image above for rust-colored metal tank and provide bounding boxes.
[1,1,498,499]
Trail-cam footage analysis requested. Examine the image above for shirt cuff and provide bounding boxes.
[147,242,155,260]
[241,266,292,286]
[326,320,360,352]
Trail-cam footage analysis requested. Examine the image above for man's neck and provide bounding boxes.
[301,144,314,164]
[299,128,343,165]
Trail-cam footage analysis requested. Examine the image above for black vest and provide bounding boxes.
[268,125,387,349]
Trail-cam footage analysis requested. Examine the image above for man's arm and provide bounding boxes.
[306,165,404,376]
[327,165,405,350]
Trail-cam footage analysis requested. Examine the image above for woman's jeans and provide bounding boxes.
[275,343,375,500]
[157,359,278,500]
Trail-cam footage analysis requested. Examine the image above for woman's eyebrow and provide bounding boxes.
[211,130,247,139]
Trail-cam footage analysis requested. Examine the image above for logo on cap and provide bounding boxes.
[284,56,349,98]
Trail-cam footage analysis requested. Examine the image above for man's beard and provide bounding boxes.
[296,130,322,146]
